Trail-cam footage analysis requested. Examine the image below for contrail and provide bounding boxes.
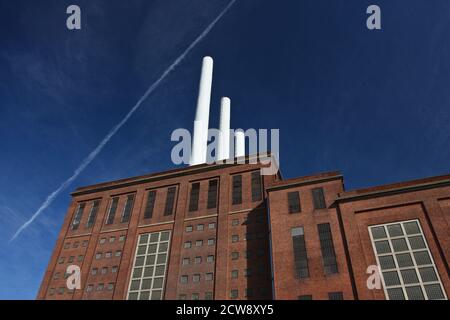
[9,0,237,243]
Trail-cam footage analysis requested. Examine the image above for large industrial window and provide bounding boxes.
[71,203,85,230]
[121,194,135,223]
[287,192,301,214]
[105,197,119,225]
[232,175,242,205]
[312,187,326,209]
[251,171,262,202]
[127,231,171,300]
[318,223,338,274]
[369,220,447,300]
[189,183,200,212]
[86,200,100,228]
[144,190,156,219]
[164,187,177,216]
[207,179,218,209]
[292,227,309,278]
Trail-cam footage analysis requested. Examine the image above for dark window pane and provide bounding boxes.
[292,227,309,278]
[312,187,326,209]
[164,187,176,216]
[207,179,218,209]
[189,183,200,212]
[106,197,119,225]
[71,203,86,230]
[251,171,262,202]
[232,175,242,205]
[121,194,135,223]
[287,191,301,214]
[86,200,100,228]
[328,292,343,300]
[297,295,312,300]
[318,223,338,274]
[144,191,156,219]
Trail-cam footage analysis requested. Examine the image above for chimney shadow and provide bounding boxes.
[243,201,272,300]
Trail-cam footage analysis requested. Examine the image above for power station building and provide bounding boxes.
[36,57,449,300]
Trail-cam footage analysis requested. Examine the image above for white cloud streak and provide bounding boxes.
[9,0,237,243]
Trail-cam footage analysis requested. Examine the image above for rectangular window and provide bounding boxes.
[106,197,119,225]
[71,203,85,230]
[232,175,242,205]
[121,194,135,223]
[86,200,100,228]
[251,171,262,202]
[318,223,338,274]
[127,231,171,300]
[230,290,238,299]
[144,190,156,219]
[328,292,343,300]
[369,220,447,300]
[189,183,200,212]
[205,292,213,300]
[164,187,176,216]
[312,187,326,209]
[207,179,218,209]
[298,295,312,300]
[292,227,309,278]
[288,192,301,214]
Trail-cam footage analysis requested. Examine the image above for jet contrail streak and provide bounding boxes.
[9,0,237,243]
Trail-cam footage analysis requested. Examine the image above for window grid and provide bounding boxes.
[144,190,157,219]
[86,200,100,228]
[369,220,447,300]
[127,231,171,300]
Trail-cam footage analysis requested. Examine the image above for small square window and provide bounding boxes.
[184,241,192,249]
[107,283,114,291]
[96,283,104,291]
[197,224,204,231]
[82,240,88,247]
[112,266,118,273]
[100,238,106,244]
[105,252,112,258]
[232,235,239,243]
[115,250,122,257]
[180,275,188,284]
[206,273,213,281]
[193,274,200,282]
[208,238,215,246]
[231,270,238,279]
[205,292,213,300]
[186,226,193,232]
[77,255,84,262]
[73,242,79,248]
[58,257,65,264]
[182,258,190,265]
[119,235,126,242]
[207,255,214,263]
[64,243,70,249]
[195,240,203,247]
[230,290,238,299]
[101,267,108,275]
[195,256,202,264]
[192,293,199,300]
[208,223,215,229]
[232,219,239,226]
[86,285,93,292]
[91,268,98,275]
[231,252,239,260]
[109,236,116,243]
[179,294,187,300]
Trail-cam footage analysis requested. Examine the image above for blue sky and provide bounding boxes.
[0,0,449,299]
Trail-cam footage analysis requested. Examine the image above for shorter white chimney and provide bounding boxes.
[217,97,231,161]
[235,129,245,158]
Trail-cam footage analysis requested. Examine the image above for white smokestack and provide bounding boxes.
[190,56,214,166]
[217,97,231,161]
[235,129,245,158]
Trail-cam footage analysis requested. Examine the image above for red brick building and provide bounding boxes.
[37,155,449,300]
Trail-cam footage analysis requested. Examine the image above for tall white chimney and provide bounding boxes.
[217,97,231,161]
[190,56,214,166]
[235,129,245,158]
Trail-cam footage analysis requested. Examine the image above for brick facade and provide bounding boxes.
[37,156,449,300]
